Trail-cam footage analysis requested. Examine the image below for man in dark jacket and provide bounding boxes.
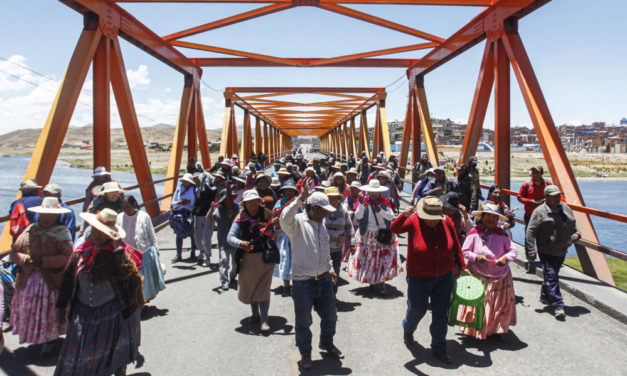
[525,185,580,319]
[192,173,217,266]
[421,167,457,198]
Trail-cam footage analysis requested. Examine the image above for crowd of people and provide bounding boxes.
[0,148,581,373]
[1,168,163,375]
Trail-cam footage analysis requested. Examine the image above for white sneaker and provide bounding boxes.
[554,307,566,319]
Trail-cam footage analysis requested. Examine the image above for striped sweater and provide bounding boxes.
[323,204,355,253]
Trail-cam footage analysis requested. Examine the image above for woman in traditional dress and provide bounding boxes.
[348,179,402,295]
[116,195,165,302]
[9,197,73,357]
[460,203,518,340]
[227,190,276,332]
[273,181,299,297]
[484,185,516,237]
[55,208,144,376]
[341,181,361,263]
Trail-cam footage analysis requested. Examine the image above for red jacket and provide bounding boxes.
[391,213,465,278]
[517,178,552,218]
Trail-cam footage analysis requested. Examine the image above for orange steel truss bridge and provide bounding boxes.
[1,0,623,286]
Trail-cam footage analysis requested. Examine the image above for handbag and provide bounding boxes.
[257,235,280,264]
[371,205,393,245]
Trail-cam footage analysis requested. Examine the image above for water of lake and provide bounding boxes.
[0,156,166,226]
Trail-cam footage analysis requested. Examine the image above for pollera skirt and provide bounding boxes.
[54,299,141,376]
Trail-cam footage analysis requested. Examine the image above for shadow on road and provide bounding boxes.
[299,353,352,376]
[336,300,361,312]
[534,305,591,318]
[0,338,64,375]
[165,269,216,285]
[349,284,404,300]
[141,306,169,321]
[235,316,294,337]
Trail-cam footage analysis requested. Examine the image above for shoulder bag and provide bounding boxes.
[371,205,393,245]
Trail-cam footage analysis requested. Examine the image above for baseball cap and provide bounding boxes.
[307,192,336,212]
[544,185,562,196]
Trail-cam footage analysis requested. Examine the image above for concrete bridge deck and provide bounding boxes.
[2,203,626,375]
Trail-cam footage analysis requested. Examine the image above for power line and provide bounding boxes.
[0,64,161,124]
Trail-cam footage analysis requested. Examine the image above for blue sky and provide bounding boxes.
[0,0,625,136]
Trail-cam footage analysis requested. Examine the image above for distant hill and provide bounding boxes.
[0,125,227,152]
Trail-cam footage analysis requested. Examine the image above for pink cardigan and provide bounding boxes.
[462,232,517,278]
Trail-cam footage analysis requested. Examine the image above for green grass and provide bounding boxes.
[564,257,627,292]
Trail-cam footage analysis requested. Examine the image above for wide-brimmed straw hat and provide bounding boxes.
[332,172,346,181]
[242,189,262,203]
[92,166,111,177]
[271,177,281,187]
[232,174,247,184]
[277,167,291,176]
[27,197,71,214]
[472,203,508,221]
[95,182,125,196]
[254,172,271,185]
[20,179,42,190]
[347,168,358,176]
[325,186,343,199]
[416,196,445,220]
[80,208,126,238]
[280,181,298,193]
[180,173,195,185]
[360,179,388,193]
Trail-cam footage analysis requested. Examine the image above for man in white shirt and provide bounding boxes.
[280,178,343,370]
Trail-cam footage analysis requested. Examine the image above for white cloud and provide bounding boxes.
[568,120,582,127]
[0,56,232,136]
[126,65,150,89]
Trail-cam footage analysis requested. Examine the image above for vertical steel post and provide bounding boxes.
[414,76,439,166]
[162,75,194,211]
[459,41,495,166]
[110,37,159,217]
[494,38,511,205]
[93,36,111,171]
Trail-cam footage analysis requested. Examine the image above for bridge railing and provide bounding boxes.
[0,175,182,256]
[323,151,627,262]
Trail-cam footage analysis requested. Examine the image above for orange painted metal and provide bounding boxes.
[194,86,212,169]
[60,0,199,76]
[240,110,252,164]
[93,36,111,170]
[414,76,438,166]
[163,3,293,41]
[308,43,439,67]
[359,110,369,156]
[318,3,444,43]
[229,107,238,160]
[348,118,358,157]
[187,88,198,165]
[118,0,492,4]
[161,78,193,211]
[193,57,419,68]
[501,28,614,285]
[172,41,302,67]
[408,0,550,77]
[23,25,102,188]
[398,86,414,178]
[219,95,234,157]
[254,116,262,155]
[263,121,269,157]
[110,36,159,217]
[458,41,494,165]
[411,88,421,173]
[493,38,511,204]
